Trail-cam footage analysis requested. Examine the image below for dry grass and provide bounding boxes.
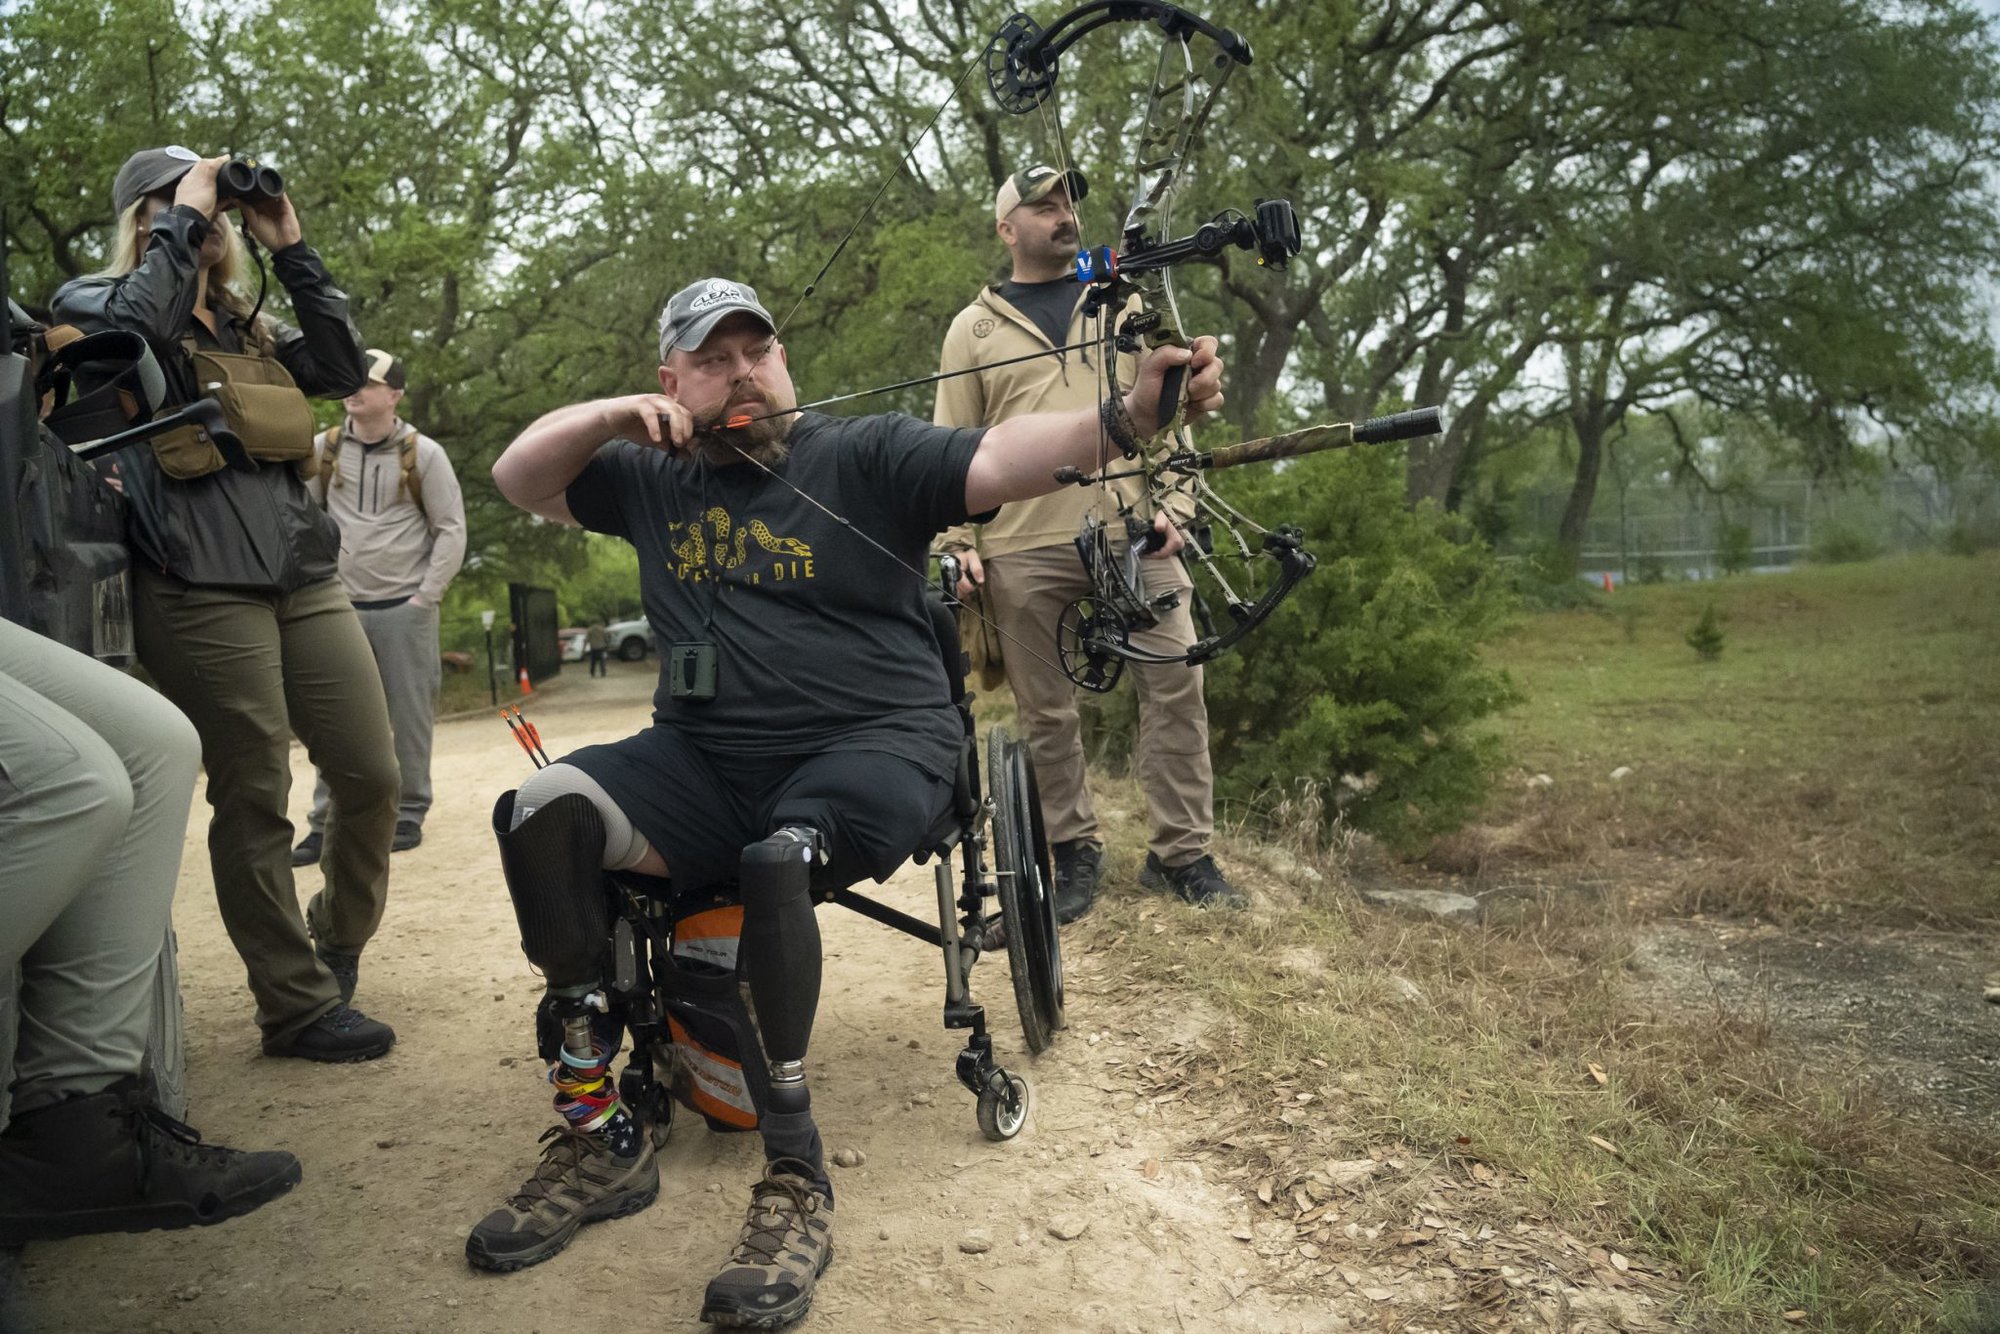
[1046,554,2000,1328]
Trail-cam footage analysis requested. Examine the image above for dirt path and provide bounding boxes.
[6,665,1375,1333]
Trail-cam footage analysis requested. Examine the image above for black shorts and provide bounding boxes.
[564,724,951,893]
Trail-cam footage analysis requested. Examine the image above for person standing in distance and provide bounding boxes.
[933,164,1246,923]
[293,349,466,865]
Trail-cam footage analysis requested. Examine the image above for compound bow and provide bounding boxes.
[977,3,1445,692]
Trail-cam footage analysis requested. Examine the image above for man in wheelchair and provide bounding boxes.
[471,276,1223,1327]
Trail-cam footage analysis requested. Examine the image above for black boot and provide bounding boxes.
[0,1079,300,1245]
[1052,838,1103,924]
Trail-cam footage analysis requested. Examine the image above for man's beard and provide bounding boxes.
[692,413,792,469]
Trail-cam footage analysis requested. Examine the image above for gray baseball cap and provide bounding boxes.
[113,145,204,216]
[657,278,775,360]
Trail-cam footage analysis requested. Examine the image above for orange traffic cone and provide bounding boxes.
[518,664,533,696]
[1602,571,1615,593]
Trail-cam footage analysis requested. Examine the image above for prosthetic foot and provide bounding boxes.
[467,791,657,1273]
[702,828,836,1325]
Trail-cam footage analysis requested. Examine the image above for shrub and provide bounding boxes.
[1808,522,1882,565]
[1686,602,1724,661]
[1196,448,1520,855]
[1718,521,1754,574]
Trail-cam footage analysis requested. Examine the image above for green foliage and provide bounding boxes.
[1685,602,1724,661]
[1198,449,1519,855]
[1810,522,1884,565]
[1717,521,1754,574]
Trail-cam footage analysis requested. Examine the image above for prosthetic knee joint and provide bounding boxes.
[738,826,826,1116]
[493,790,613,1068]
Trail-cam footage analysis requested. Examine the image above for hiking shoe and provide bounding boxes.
[315,943,361,1006]
[392,820,423,853]
[265,1005,395,1062]
[465,1125,658,1272]
[0,1077,300,1245]
[1051,838,1103,925]
[1138,853,1247,909]
[700,1159,834,1328]
[289,831,323,867]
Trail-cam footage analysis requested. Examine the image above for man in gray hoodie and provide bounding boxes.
[293,350,466,864]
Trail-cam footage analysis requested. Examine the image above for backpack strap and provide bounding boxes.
[396,424,428,523]
[313,425,343,505]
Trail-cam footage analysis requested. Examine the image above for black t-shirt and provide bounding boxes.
[998,278,1083,349]
[565,411,986,777]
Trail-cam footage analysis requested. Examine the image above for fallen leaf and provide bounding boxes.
[1783,1313,1807,1324]
[1588,1135,1621,1158]
[1586,1062,1608,1086]
[1361,1287,1395,1302]
[1141,1158,1161,1179]
[1611,1251,1630,1272]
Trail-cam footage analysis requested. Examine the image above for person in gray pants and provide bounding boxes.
[0,615,300,1246]
[293,348,466,862]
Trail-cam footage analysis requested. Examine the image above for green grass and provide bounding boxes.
[1065,552,2000,1328]
[1475,552,2000,924]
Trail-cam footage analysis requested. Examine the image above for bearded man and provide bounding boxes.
[468,275,1224,1328]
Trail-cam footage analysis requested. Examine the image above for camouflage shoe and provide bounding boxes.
[699,1159,834,1328]
[465,1125,658,1273]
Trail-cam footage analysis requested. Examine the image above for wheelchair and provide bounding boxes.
[583,564,1067,1145]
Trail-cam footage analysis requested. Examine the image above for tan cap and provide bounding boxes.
[362,349,405,390]
[994,165,1088,222]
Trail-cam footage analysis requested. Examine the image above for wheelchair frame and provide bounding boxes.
[593,583,1067,1144]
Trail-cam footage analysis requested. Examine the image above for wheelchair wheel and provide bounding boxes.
[987,725,1066,1053]
[976,1073,1032,1142]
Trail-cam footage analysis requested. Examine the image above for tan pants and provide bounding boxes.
[983,544,1213,865]
[134,571,398,1046]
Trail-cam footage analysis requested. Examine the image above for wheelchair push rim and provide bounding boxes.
[986,725,1066,1053]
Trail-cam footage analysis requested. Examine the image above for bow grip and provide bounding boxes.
[1156,363,1186,438]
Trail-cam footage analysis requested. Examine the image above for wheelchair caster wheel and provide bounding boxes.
[976,1073,1031,1142]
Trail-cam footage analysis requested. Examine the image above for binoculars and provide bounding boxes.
[215,156,283,205]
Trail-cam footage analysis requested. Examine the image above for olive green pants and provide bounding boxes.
[134,570,398,1047]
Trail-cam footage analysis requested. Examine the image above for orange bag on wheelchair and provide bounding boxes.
[659,896,765,1134]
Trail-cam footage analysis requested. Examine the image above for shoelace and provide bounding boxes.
[128,1100,234,1169]
[732,1168,822,1265]
[509,1126,600,1207]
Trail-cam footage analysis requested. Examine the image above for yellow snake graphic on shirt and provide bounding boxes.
[668,507,815,585]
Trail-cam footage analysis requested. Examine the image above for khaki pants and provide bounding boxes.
[983,544,1214,865]
[134,570,398,1046]
[0,617,198,1119]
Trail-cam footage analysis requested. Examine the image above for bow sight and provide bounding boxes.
[1074,198,1302,285]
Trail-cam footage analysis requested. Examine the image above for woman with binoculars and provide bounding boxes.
[49,147,401,1064]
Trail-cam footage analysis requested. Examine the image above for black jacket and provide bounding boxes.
[52,205,369,592]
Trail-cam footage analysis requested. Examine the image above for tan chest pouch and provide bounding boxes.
[149,347,317,480]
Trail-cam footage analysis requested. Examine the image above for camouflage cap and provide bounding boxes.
[113,145,204,217]
[994,164,1088,222]
[362,349,406,390]
[657,278,776,361]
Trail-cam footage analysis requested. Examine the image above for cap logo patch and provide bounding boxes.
[164,145,200,162]
[689,280,747,313]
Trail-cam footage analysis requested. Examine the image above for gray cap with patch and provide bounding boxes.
[657,278,776,361]
[113,145,204,217]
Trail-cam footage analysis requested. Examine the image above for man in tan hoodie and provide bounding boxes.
[934,165,1244,922]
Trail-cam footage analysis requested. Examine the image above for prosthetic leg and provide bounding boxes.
[737,826,828,1177]
[702,826,837,1328]
[466,791,658,1274]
